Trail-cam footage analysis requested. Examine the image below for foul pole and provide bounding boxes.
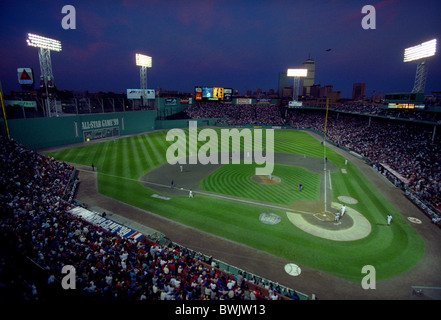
[324,98,329,137]
[0,81,10,138]
[323,98,329,213]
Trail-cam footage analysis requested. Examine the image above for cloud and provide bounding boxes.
[62,41,116,68]
[173,1,217,30]
[76,7,110,38]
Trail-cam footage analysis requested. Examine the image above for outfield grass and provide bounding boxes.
[47,129,426,282]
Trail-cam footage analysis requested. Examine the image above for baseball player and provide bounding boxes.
[341,205,346,218]
[387,214,392,226]
[189,189,193,198]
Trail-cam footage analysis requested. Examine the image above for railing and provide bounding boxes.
[166,241,309,300]
[62,168,79,202]
[69,202,308,300]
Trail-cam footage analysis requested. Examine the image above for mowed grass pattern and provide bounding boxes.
[47,129,426,282]
[201,164,320,205]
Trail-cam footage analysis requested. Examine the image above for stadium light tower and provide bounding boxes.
[404,38,437,94]
[135,53,152,106]
[135,53,152,89]
[287,68,308,106]
[26,33,62,117]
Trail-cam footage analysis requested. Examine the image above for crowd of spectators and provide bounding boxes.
[309,103,441,123]
[286,109,441,218]
[328,104,382,115]
[186,102,440,218]
[186,102,284,126]
[377,109,441,123]
[2,100,440,300]
[424,95,441,107]
[0,136,293,301]
[188,101,441,124]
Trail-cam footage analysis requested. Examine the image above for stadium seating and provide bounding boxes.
[285,109,441,220]
[2,101,440,300]
[186,103,284,125]
[186,103,441,224]
[0,136,293,300]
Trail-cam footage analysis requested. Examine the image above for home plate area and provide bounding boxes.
[286,198,372,242]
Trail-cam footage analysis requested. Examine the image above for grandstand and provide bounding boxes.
[0,136,300,301]
[3,1,441,314]
[184,101,441,221]
[1,96,441,303]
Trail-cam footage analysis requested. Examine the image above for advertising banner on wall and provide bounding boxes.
[236,98,252,104]
[224,88,233,102]
[5,100,37,108]
[17,68,34,85]
[257,98,272,104]
[68,207,145,241]
[180,97,192,104]
[289,101,303,107]
[126,89,155,99]
[195,87,202,101]
[165,98,178,105]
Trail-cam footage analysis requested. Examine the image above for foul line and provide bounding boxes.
[323,140,327,212]
[93,170,313,216]
[328,170,332,191]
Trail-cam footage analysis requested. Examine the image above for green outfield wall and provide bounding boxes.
[1,110,156,150]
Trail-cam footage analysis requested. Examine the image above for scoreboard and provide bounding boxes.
[195,86,232,101]
[213,87,224,99]
[384,92,425,109]
[387,103,425,109]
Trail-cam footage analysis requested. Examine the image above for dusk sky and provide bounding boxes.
[1,0,440,98]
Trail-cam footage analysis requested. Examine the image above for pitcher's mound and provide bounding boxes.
[251,175,281,185]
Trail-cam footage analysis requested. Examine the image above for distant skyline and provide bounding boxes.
[1,0,440,99]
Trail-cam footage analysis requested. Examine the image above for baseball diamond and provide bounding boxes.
[3,1,441,307]
[43,128,435,300]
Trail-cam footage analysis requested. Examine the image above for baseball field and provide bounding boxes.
[46,128,426,283]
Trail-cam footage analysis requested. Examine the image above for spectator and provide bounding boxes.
[0,135,286,300]
[285,109,441,218]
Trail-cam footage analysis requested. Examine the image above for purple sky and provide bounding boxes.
[0,0,440,98]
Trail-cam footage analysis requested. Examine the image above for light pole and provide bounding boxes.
[135,53,152,107]
[26,33,62,117]
[404,38,437,94]
[287,68,308,107]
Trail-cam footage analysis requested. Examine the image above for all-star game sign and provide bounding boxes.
[17,68,34,85]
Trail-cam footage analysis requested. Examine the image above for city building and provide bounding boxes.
[278,71,290,97]
[303,84,340,107]
[310,84,333,99]
[352,82,366,100]
[282,87,293,98]
[301,58,315,97]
